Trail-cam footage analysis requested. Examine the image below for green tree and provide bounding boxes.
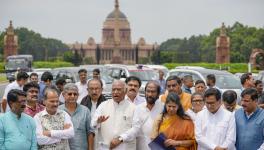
[0,27,69,61]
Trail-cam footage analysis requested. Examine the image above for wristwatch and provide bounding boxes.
[118,136,123,143]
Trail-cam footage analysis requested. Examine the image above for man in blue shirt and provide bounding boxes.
[38,71,53,104]
[235,88,264,150]
[156,70,166,94]
[182,75,193,94]
[59,83,94,150]
[0,89,37,150]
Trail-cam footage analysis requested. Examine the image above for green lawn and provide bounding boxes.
[0,74,8,82]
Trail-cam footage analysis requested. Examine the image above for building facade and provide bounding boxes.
[4,21,18,61]
[69,0,158,64]
[216,22,230,64]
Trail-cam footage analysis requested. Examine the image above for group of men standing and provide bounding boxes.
[0,69,263,150]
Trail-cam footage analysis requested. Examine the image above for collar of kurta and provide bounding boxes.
[61,103,81,115]
[243,107,261,119]
[112,98,127,106]
[207,105,224,116]
[125,94,141,102]
[144,99,163,111]
[42,108,63,117]
[9,111,23,120]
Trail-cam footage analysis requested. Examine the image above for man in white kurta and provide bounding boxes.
[129,81,164,150]
[195,88,236,150]
[75,69,88,103]
[125,76,146,105]
[91,80,136,150]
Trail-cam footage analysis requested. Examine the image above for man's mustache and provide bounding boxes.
[92,93,98,96]
[129,89,136,92]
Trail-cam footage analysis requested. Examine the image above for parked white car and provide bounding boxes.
[167,68,242,96]
[106,64,158,96]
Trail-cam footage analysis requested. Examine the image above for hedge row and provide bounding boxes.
[163,63,259,73]
[0,62,259,74]
[33,61,74,69]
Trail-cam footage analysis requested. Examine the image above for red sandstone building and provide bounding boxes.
[216,23,230,64]
[3,21,18,61]
[68,0,158,64]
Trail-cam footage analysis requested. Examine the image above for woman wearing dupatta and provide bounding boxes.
[151,92,197,150]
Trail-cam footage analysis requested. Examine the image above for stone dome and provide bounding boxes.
[106,10,127,19]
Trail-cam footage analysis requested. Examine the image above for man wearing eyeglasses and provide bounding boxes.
[81,79,107,118]
[195,88,236,150]
[23,82,45,117]
[186,92,205,121]
[59,83,94,150]
[160,75,192,111]
[34,87,74,150]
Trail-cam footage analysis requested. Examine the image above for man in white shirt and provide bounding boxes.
[91,80,136,150]
[92,68,106,89]
[240,73,255,90]
[120,81,164,149]
[186,92,205,121]
[1,71,29,112]
[75,69,88,103]
[222,90,241,113]
[206,74,221,92]
[34,88,74,149]
[195,88,236,150]
[125,76,146,105]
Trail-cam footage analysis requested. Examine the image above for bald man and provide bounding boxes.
[91,80,136,150]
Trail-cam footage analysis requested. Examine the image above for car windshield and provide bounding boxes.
[6,59,28,69]
[201,73,242,89]
[101,73,114,84]
[129,70,158,81]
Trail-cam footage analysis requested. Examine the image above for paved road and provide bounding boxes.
[0,82,8,98]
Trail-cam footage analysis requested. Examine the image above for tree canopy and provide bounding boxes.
[0,27,69,61]
[1,22,263,64]
[152,22,264,64]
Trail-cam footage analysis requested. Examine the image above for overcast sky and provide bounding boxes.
[1,0,263,44]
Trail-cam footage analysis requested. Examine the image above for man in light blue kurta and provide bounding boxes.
[0,89,37,150]
[59,83,94,150]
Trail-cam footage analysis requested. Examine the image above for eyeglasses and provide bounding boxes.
[67,92,78,96]
[192,99,204,104]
